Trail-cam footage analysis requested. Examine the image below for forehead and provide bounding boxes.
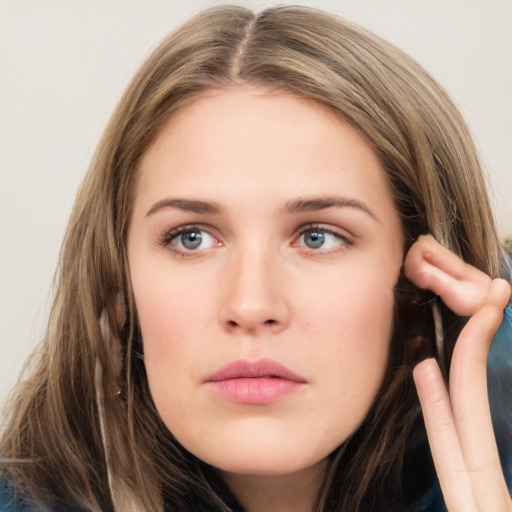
[133,86,397,219]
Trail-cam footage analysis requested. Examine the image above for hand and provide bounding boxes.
[404,235,512,512]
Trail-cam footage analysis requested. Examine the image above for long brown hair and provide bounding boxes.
[1,5,509,511]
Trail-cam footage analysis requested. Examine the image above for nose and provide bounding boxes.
[218,246,290,334]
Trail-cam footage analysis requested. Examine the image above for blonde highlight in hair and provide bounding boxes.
[1,5,508,511]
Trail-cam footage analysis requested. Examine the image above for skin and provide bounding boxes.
[406,238,511,511]
[127,86,512,511]
[128,86,403,511]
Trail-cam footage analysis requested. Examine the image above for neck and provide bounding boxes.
[221,460,328,512]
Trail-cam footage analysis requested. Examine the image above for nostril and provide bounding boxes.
[226,319,276,328]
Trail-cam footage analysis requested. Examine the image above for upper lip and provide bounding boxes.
[205,358,307,383]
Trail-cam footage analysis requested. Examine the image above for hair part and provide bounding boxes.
[1,5,509,512]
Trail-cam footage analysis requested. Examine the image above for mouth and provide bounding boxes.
[205,358,307,405]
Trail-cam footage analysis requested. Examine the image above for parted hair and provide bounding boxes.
[1,5,509,512]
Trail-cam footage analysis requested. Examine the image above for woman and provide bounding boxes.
[1,5,511,511]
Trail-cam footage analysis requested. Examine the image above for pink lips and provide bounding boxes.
[205,358,307,405]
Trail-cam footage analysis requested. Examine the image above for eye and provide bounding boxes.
[296,227,352,251]
[166,226,219,251]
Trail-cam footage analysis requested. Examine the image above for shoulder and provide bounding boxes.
[0,480,47,512]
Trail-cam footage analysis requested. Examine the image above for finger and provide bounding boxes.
[404,235,507,316]
[449,282,512,510]
[413,358,478,512]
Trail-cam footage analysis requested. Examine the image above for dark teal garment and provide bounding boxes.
[0,479,47,512]
[2,305,511,512]
[488,303,512,490]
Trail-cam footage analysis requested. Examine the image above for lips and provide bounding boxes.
[205,358,307,405]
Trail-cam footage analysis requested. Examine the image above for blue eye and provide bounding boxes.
[178,231,203,250]
[169,228,217,251]
[303,230,326,249]
[299,228,348,250]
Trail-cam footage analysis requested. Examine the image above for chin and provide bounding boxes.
[170,412,357,479]
[189,438,331,477]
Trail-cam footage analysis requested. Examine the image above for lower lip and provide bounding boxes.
[207,377,305,405]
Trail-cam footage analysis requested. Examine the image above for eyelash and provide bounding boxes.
[159,224,216,250]
[159,223,354,256]
[294,224,354,252]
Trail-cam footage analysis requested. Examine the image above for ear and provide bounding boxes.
[99,292,126,382]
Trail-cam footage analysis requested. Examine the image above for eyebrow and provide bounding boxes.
[146,198,223,217]
[283,195,378,221]
[145,195,377,220]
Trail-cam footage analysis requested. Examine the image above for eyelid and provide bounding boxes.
[293,223,354,249]
[160,223,222,252]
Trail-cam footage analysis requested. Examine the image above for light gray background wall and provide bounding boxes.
[1,0,511,410]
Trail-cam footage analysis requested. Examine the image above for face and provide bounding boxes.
[128,86,404,481]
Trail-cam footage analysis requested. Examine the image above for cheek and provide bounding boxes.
[307,270,396,416]
[133,260,216,347]
[309,266,395,353]
[132,265,233,432]
[132,277,211,412]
